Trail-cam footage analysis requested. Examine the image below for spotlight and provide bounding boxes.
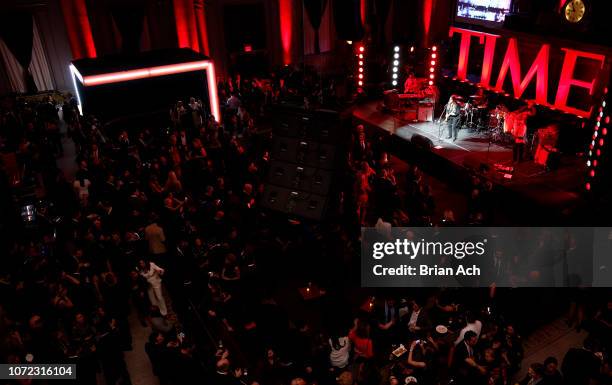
[410,46,414,52]
[394,53,399,59]
[359,46,365,52]
[431,53,437,59]
[392,67,398,72]
[431,60,436,66]
[392,74,398,79]
[428,80,433,85]
[358,80,363,86]
[432,46,437,51]
[393,60,399,66]
[392,80,397,86]
[347,40,353,45]
[394,46,400,52]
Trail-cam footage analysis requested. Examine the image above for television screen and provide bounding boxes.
[456,0,513,24]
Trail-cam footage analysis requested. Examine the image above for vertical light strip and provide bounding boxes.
[428,46,438,86]
[69,64,84,115]
[391,46,400,88]
[357,45,365,90]
[586,87,608,191]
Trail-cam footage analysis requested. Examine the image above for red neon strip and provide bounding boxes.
[75,60,221,123]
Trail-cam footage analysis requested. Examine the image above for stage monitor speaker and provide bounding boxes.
[411,134,434,150]
[260,185,327,220]
[272,109,342,143]
[418,103,434,122]
[271,137,336,170]
[268,160,333,195]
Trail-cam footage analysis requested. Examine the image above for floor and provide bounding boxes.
[517,317,587,379]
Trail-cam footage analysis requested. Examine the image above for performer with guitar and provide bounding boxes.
[445,95,463,142]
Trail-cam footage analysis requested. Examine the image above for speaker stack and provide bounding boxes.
[260,107,344,221]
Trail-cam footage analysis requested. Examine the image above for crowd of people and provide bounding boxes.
[0,65,610,385]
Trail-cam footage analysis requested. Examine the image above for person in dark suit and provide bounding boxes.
[541,356,563,385]
[402,300,432,340]
[352,125,373,162]
[375,298,400,353]
[561,337,602,385]
[452,330,486,385]
[518,363,545,385]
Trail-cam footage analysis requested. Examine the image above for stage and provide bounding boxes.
[352,100,586,215]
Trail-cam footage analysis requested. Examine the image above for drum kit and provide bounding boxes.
[454,93,515,146]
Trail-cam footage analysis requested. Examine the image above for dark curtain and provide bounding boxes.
[372,0,391,46]
[332,0,364,41]
[111,6,145,53]
[0,11,37,93]
[304,0,328,53]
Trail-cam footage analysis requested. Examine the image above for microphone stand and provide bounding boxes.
[437,103,449,142]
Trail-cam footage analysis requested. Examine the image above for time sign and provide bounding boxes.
[449,27,606,117]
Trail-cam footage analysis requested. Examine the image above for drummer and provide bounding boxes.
[472,88,488,108]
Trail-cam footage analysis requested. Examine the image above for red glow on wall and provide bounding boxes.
[173,0,200,52]
[194,0,210,55]
[279,0,293,65]
[494,39,550,104]
[558,0,566,12]
[554,48,606,116]
[360,0,367,25]
[423,0,433,46]
[60,0,97,59]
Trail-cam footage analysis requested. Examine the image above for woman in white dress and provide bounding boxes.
[138,259,168,316]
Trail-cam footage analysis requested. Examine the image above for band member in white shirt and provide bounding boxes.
[512,101,536,163]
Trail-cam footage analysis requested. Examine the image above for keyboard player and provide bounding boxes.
[403,73,419,94]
